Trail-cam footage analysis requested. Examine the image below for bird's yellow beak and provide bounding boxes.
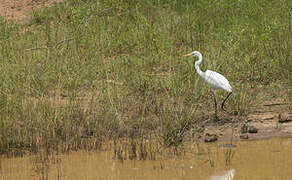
[183,52,192,57]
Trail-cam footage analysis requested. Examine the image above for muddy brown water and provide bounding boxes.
[1,138,292,180]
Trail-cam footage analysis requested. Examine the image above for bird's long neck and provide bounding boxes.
[194,53,205,77]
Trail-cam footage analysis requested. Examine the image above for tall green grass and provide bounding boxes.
[0,0,291,155]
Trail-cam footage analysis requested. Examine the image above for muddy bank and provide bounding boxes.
[201,98,292,142]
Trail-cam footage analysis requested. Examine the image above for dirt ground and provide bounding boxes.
[203,97,292,142]
[0,0,64,21]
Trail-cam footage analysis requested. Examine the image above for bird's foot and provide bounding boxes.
[213,115,219,122]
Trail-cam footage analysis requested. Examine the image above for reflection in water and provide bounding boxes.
[208,169,235,180]
[1,138,292,180]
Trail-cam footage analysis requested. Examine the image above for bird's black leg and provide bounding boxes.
[221,92,232,111]
[211,90,219,122]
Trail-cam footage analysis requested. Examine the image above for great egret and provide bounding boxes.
[184,51,232,121]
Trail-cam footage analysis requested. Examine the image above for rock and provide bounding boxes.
[240,134,249,139]
[241,124,258,134]
[248,126,258,133]
[204,133,218,142]
[241,124,248,134]
[278,113,292,123]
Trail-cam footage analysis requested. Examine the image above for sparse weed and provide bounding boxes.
[228,84,258,116]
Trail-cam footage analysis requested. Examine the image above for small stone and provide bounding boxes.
[240,134,249,139]
[204,133,218,142]
[248,126,258,133]
[278,113,292,123]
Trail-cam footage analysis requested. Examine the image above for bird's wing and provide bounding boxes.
[204,70,232,92]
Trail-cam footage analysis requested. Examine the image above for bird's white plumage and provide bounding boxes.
[204,70,232,92]
[185,50,232,93]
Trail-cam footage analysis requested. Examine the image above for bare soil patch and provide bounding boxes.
[202,97,292,142]
[0,0,64,21]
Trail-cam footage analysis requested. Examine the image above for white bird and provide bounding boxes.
[184,51,232,121]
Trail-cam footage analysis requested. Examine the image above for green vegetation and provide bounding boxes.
[0,0,291,156]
